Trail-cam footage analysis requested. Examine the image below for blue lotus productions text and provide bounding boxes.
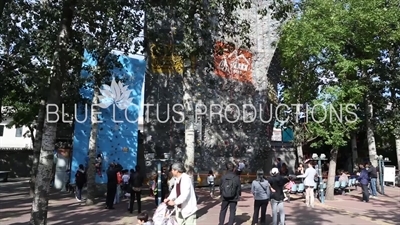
[45,103,359,124]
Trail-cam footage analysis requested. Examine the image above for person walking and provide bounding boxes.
[236,160,246,176]
[250,169,270,225]
[105,163,118,209]
[366,162,378,198]
[129,165,144,213]
[218,162,241,225]
[357,163,370,203]
[75,164,86,202]
[267,168,290,225]
[296,160,317,207]
[165,162,197,225]
[207,170,215,197]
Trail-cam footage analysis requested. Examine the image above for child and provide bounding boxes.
[137,212,153,225]
[207,170,215,197]
[121,169,130,197]
[148,174,156,197]
[283,179,295,202]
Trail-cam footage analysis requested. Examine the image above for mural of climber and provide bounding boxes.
[214,41,253,83]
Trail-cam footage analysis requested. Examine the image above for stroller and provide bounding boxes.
[152,203,178,225]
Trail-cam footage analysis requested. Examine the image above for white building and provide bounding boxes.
[0,117,34,149]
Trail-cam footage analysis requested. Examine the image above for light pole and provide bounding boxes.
[156,153,170,205]
[376,155,390,195]
[312,153,327,203]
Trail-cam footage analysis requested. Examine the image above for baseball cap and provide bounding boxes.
[271,167,279,175]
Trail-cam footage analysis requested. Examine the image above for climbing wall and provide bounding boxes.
[144,0,286,173]
[70,52,146,184]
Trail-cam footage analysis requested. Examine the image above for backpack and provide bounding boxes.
[221,175,237,198]
[117,172,123,184]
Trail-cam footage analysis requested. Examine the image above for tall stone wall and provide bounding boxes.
[143,1,289,173]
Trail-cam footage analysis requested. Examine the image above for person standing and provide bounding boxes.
[357,163,370,203]
[275,158,282,172]
[366,162,378,198]
[105,163,118,209]
[236,160,246,176]
[75,164,86,202]
[296,160,317,208]
[207,170,215,197]
[165,162,197,225]
[129,165,144,213]
[267,168,290,225]
[250,169,270,225]
[218,162,241,225]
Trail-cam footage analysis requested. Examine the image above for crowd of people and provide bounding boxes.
[71,155,382,225]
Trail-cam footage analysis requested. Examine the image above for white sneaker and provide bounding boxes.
[76,197,82,202]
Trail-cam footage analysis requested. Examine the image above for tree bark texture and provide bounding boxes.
[30,99,46,197]
[351,133,358,173]
[325,148,338,200]
[365,97,378,167]
[86,87,100,205]
[183,66,195,178]
[294,125,303,164]
[30,0,77,223]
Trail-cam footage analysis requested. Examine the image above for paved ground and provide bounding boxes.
[1,179,399,225]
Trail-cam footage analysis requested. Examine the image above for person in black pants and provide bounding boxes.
[357,164,370,202]
[218,162,241,225]
[129,165,144,213]
[105,163,118,209]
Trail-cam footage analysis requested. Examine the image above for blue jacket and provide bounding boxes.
[358,169,369,185]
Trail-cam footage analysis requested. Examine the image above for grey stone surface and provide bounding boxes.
[143,1,296,173]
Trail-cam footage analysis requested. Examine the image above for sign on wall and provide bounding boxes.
[150,44,183,74]
[271,128,282,142]
[214,41,253,83]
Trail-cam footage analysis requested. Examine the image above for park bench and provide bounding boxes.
[0,171,10,182]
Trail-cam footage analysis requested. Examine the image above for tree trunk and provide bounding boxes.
[29,99,46,197]
[294,125,304,164]
[395,136,400,172]
[86,87,100,205]
[183,67,195,179]
[325,148,338,200]
[351,133,358,172]
[365,98,378,167]
[30,0,77,223]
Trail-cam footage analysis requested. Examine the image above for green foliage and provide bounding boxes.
[308,85,361,149]
[278,0,400,148]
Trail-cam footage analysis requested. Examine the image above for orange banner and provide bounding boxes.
[214,41,253,83]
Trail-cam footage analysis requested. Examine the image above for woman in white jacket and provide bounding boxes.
[296,160,318,208]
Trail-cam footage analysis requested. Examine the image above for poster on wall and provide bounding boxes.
[150,44,183,74]
[214,41,253,83]
[271,128,282,142]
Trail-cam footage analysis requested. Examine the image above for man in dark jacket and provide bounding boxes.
[358,163,370,202]
[218,162,241,225]
[129,165,144,213]
[267,168,290,225]
[366,162,378,198]
[105,163,118,209]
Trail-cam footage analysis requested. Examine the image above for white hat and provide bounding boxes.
[271,167,279,176]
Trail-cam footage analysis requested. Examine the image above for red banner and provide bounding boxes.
[214,41,253,83]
